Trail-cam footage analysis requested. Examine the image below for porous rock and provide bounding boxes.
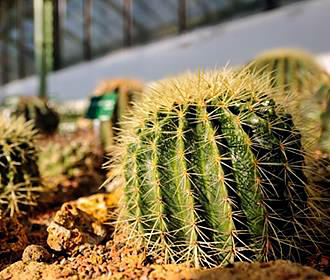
[47,202,107,253]
[0,261,78,280]
[22,245,51,263]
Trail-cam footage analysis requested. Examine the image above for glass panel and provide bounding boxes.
[91,0,124,57]
[62,0,84,66]
[0,0,309,85]
[132,0,178,43]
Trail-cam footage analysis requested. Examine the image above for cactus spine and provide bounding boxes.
[110,70,323,268]
[0,116,41,217]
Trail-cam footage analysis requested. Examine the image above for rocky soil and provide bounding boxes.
[0,188,329,279]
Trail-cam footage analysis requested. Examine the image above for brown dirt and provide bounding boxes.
[0,171,329,279]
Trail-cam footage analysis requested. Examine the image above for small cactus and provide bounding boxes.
[0,116,42,217]
[13,96,60,135]
[109,69,325,268]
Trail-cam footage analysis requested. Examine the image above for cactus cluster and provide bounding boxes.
[110,69,323,268]
[0,116,42,217]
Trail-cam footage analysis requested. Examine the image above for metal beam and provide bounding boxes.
[83,0,92,60]
[1,0,10,84]
[178,0,187,33]
[34,0,53,98]
[53,0,65,70]
[123,0,132,46]
[16,0,26,78]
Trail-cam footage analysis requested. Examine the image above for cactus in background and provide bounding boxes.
[109,69,325,268]
[55,99,90,134]
[306,85,330,237]
[91,78,143,153]
[314,84,330,153]
[12,96,60,135]
[0,116,42,217]
[38,135,103,204]
[248,48,328,96]
[93,78,144,123]
[248,49,330,148]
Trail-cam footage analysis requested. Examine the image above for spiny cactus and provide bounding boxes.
[248,48,328,96]
[281,79,330,151]
[109,69,325,268]
[306,85,330,241]
[13,96,60,135]
[0,116,42,217]
[91,78,143,152]
[248,49,330,148]
[315,84,330,153]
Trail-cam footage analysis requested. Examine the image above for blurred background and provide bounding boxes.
[0,0,329,102]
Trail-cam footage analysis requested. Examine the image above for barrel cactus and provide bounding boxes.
[0,116,42,217]
[108,69,325,268]
[307,85,330,241]
[314,84,330,153]
[248,48,328,96]
[248,49,330,148]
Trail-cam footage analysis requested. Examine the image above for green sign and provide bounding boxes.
[85,92,118,121]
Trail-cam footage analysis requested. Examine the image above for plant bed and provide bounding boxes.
[1,62,329,279]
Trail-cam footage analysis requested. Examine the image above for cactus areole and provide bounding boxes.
[113,70,315,268]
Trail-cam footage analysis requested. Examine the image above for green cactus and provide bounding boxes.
[109,69,325,268]
[298,85,330,252]
[314,84,330,153]
[248,48,328,96]
[12,96,60,135]
[248,49,330,149]
[282,80,330,152]
[0,116,42,217]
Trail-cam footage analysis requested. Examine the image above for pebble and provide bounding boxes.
[22,245,51,263]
